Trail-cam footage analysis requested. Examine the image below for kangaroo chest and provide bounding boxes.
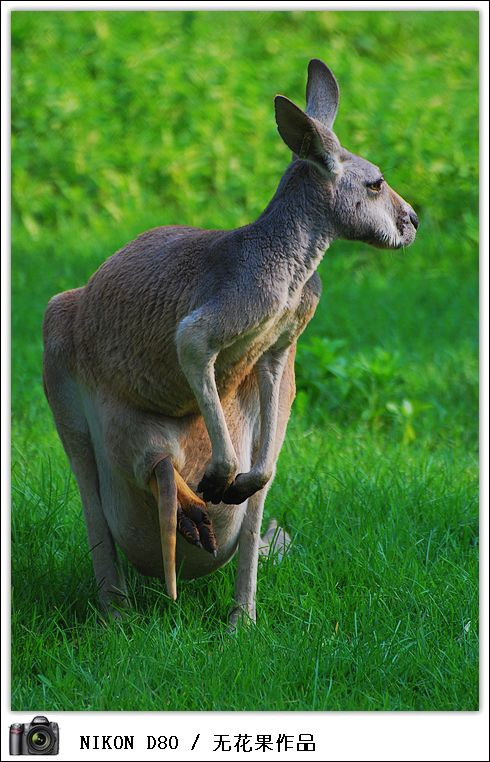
[214,297,303,396]
[80,277,308,417]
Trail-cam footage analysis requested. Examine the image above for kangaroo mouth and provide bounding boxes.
[366,222,416,250]
[360,233,402,250]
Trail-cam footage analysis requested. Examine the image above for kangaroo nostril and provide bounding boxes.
[409,210,419,230]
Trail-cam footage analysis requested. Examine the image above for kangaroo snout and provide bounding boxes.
[395,199,419,248]
[409,209,419,230]
[388,187,418,248]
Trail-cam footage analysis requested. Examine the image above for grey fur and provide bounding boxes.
[42,60,417,620]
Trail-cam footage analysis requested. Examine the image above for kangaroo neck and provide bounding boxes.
[250,160,335,289]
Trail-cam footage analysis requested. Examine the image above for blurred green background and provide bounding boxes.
[11,10,478,711]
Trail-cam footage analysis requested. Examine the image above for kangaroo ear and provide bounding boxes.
[274,95,340,173]
[305,58,339,129]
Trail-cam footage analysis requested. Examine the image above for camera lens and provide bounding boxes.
[32,732,48,748]
[27,727,53,753]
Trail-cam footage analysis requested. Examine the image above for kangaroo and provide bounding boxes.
[42,60,418,625]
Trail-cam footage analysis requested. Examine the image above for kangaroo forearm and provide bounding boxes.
[252,347,290,481]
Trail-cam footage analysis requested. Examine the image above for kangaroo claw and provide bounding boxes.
[179,501,218,555]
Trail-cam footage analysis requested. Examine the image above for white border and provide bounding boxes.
[2,2,488,761]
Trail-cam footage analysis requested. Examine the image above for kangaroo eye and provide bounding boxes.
[366,177,384,192]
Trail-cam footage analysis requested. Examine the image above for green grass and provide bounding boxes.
[11,10,479,711]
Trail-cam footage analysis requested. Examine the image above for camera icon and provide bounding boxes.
[9,717,59,755]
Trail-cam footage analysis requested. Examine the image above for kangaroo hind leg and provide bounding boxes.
[43,291,127,615]
[43,358,128,616]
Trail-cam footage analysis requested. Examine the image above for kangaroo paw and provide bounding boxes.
[221,471,268,504]
[197,471,230,504]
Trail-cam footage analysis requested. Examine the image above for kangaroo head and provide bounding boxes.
[275,59,418,249]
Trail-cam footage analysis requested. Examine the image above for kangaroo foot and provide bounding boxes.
[228,603,256,633]
[174,469,218,555]
[177,502,217,555]
[98,587,129,621]
[259,519,291,562]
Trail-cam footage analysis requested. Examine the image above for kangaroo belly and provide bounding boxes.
[93,442,249,580]
[81,380,257,580]
[97,467,246,579]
